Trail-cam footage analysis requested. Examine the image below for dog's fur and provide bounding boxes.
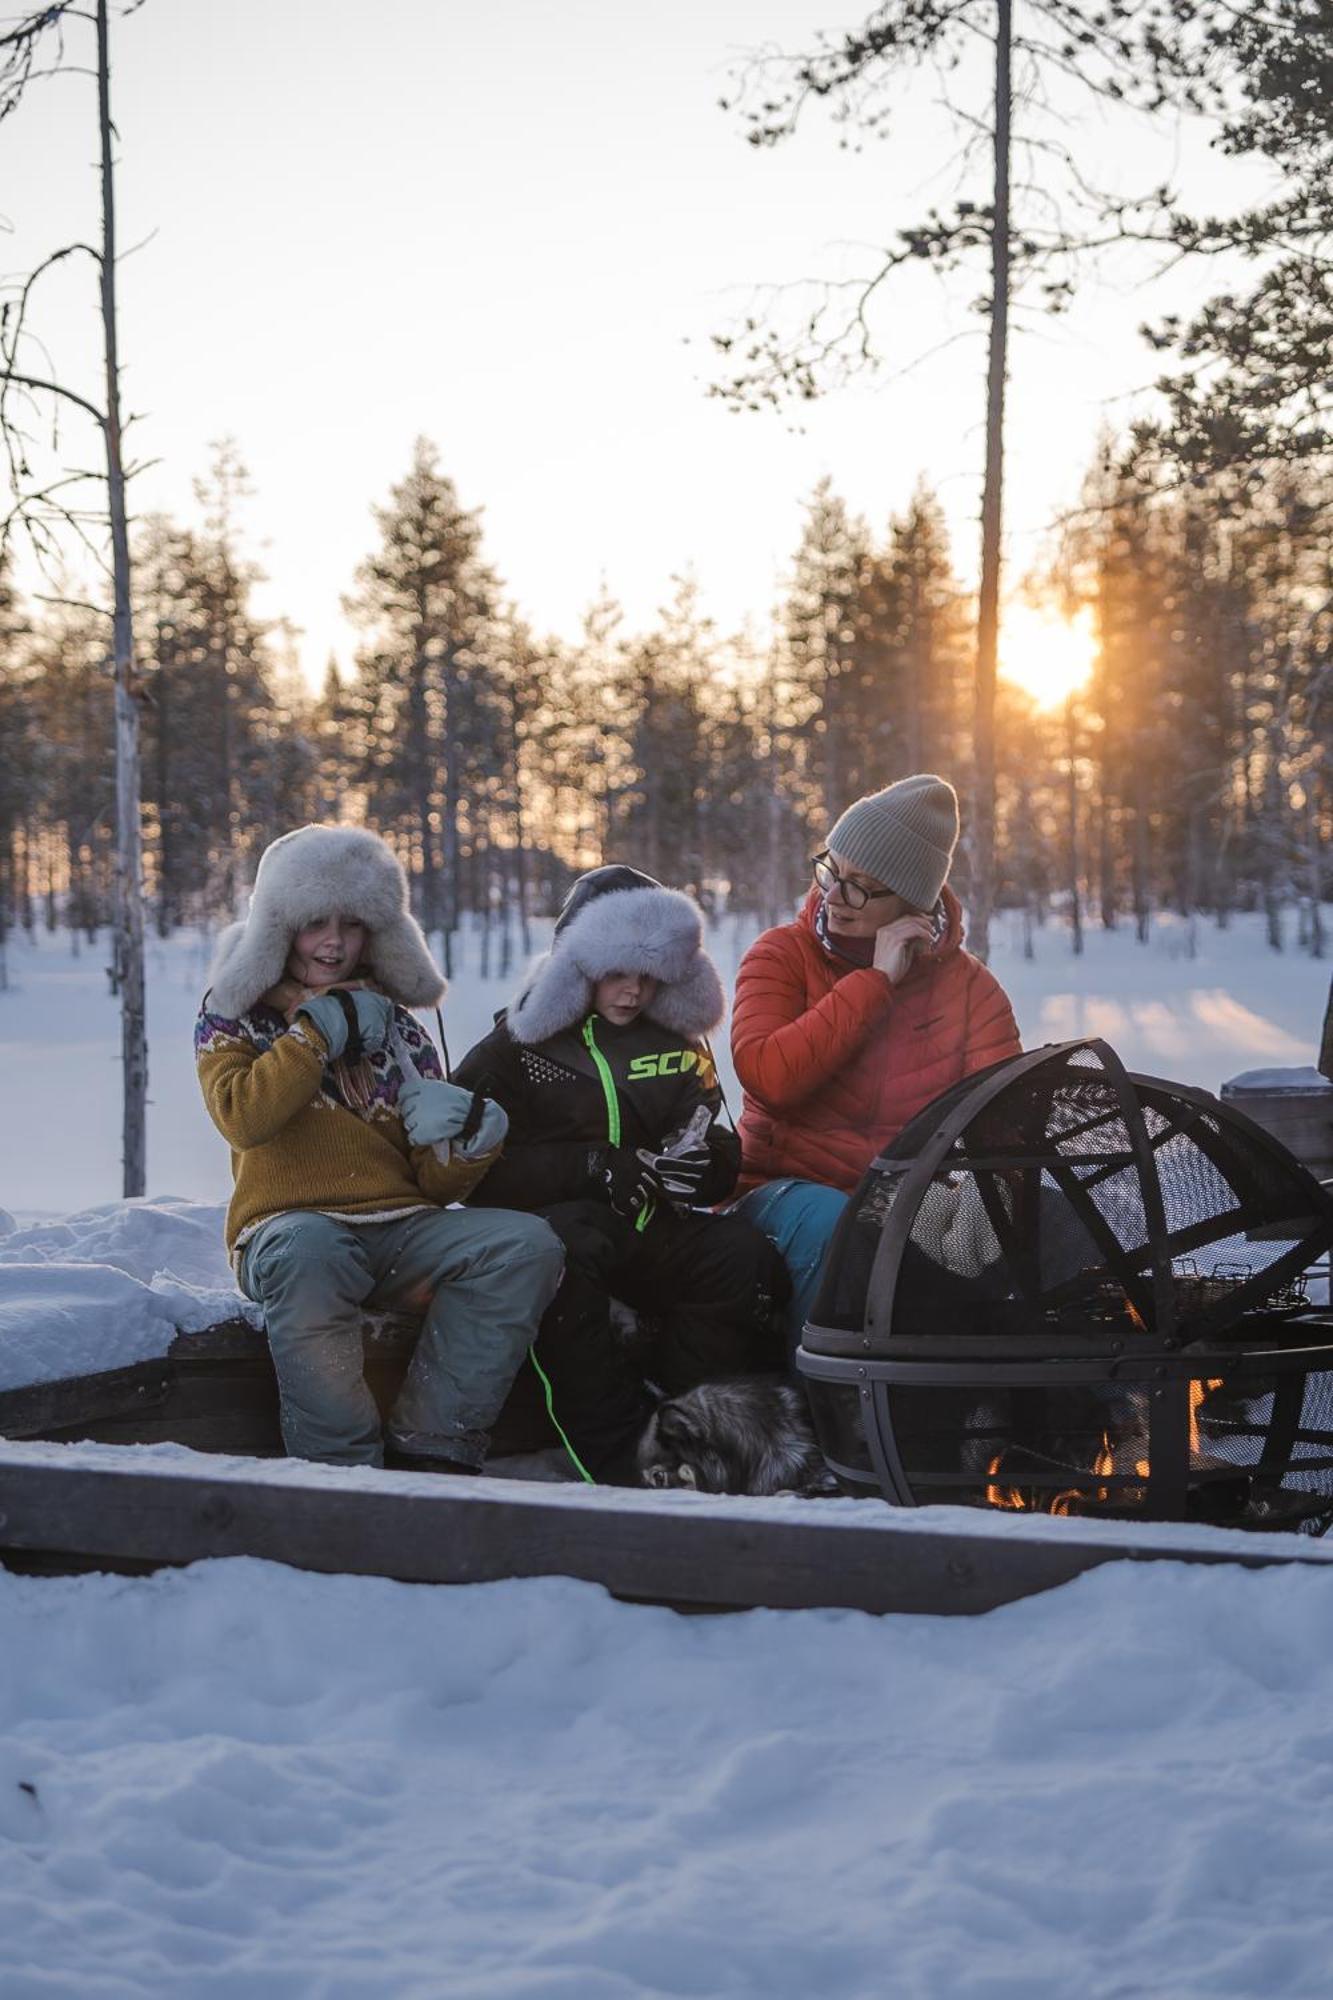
[636,1376,835,1497]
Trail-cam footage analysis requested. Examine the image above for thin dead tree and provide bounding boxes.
[0,1,150,1195]
[708,0,1219,959]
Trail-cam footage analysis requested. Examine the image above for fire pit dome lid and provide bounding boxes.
[803,1037,1333,1363]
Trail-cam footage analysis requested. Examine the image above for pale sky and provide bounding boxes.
[1,0,1265,682]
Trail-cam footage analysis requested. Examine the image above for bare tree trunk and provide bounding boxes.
[968,0,1011,966]
[1132,759,1151,946]
[905,560,923,773]
[1014,771,1036,961]
[1262,734,1285,953]
[1308,780,1325,960]
[99,0,146,1198]
[18,821,33,935]
[508,684,532,957]
[1065,691,1083,957]
[408,577,439,937]
[440,681,461,976]
[155,618,172,938]
[1184,808,1202,961]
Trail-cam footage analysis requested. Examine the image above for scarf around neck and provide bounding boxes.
[813,897,876,968]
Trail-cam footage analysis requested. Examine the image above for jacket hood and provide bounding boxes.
[798,880,965,963]
[206,823,445,1019]
[510,882,726,1045]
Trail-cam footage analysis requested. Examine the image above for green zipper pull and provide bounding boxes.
[583,1015,652,1231]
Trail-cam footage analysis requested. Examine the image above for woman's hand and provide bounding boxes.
[872,913,936,985]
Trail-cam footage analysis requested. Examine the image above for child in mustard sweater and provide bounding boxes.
[195,823,562,1471]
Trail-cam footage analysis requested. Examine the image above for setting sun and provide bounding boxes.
[999,604,1098,710]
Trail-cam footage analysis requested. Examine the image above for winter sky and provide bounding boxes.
[2,0,1271,681]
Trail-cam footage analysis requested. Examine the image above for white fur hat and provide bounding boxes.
[510,877,725,1046]
[206,824,445,1019]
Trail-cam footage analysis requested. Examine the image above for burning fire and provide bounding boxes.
[987,1432,1120,1515]
[985,1380,1226,1516]
[1050,1433,1116,1517]
[986,1454,1028,1511]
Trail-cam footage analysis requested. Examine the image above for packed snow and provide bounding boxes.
[4,1548,1333,1997]
[0,1198,251,1391]
[1,910,1331,1997]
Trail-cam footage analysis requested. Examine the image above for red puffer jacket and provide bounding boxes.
[732,885,1021,1194]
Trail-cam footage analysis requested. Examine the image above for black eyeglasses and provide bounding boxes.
[811,852,900,911]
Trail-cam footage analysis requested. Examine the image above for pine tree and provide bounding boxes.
[346,439,498,968]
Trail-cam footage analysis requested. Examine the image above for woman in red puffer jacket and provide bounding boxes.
[730,773,1021,1353]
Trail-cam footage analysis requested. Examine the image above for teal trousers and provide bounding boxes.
[239,1206,564,1468]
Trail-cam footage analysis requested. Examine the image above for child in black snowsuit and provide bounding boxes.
[454,866,788,1482]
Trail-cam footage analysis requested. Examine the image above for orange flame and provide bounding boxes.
[1189,1379,1224,1460]
[986,1453,1028,1510]
[1049,1430,1118,1515]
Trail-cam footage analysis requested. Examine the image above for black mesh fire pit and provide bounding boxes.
[797,1040,1333,1530]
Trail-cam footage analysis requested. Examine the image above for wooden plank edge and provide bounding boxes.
[1,1441,1329,1616]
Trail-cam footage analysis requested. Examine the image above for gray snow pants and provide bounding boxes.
[238,1206,564,1468]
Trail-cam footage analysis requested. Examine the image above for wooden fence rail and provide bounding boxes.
[2,1439,1331,1616]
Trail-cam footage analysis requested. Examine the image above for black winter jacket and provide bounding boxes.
[454,1011,740,1216]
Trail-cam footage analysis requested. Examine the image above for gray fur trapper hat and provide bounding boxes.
[206,823,445,1019]
[509,866,725,1046]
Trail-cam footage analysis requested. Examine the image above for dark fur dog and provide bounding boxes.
[636,1376,836,1497]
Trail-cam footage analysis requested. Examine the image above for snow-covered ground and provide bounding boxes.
[1,906,1328,1217]
[1,909,1331,1998]
[4,1549,1333,1997]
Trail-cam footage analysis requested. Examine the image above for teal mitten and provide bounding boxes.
[397,1075,475,1146]
[454,1097,508,1159]
[347,989,394,1053]
[294,992,349,1059]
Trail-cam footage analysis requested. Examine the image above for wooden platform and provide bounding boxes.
[4,1321,1332,1616]
[0,1314,555,1460]
[2,1437,1331,1615]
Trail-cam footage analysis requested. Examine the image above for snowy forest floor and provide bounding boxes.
[1,903,1328,1217]
[1,908,1331,1998]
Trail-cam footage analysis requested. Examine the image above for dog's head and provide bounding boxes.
[636,1378,833,1498]
[637,1394,738,1495]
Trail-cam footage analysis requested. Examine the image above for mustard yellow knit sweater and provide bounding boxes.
[195,998,494,1255]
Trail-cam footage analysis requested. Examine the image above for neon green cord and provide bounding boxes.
[528,1345,595,1484]
[583,1015,653,1233]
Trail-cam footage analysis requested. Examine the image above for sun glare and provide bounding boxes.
[999,604,1098,710]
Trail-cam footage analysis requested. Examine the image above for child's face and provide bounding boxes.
[288,915,366,990]
[593,970,658,1027]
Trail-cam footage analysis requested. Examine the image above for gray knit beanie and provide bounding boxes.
[825,774,960,910]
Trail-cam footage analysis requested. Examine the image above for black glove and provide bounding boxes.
[635,1144,711,1202]
[590,1147,658,1224]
